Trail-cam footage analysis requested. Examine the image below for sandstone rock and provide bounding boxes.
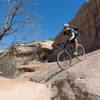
[48,50,100,100]
[1,44,100,100]
[17,50,100,100]
[0,40,53,57]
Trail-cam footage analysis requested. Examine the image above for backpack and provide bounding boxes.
[70,26,80,36]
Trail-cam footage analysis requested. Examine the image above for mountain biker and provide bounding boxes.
[63,23,79,55]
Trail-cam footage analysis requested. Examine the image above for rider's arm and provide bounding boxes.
[69,30,75,41]
[63,30,67,35]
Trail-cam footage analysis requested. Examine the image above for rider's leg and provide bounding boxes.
[73,38,79,55]
[69,39,74,47]
[69,39,77,55]
[74,38,78,51]
[70,38,77,50]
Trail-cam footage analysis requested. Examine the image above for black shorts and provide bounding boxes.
[71,33,78,41]
[70,38,76,44]
[70,35,77,44]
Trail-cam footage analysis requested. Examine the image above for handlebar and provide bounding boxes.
[57,40,69,46]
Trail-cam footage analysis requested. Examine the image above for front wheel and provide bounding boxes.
[57,49,72,70]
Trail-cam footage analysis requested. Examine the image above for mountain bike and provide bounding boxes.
[57,40,85,69]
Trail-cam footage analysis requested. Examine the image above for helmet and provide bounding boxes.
[64,23,69,28]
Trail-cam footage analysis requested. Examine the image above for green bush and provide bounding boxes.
[0,55,18,78]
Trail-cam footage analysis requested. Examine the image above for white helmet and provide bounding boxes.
[64,23,69,28]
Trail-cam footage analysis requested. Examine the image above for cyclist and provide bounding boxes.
[63,23,79,55]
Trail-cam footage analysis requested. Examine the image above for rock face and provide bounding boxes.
[0,40,100,100]
[0,77,50,100]
[48,50,100,100]
[13,40,53,56]
[0,40,54,65]
[53,0,100,53]
[17,50,100,100]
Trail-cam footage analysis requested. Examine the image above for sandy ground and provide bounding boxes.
[0,77,50,100]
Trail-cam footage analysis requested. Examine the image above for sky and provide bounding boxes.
[0,0,86,49]
[38,0,85,40]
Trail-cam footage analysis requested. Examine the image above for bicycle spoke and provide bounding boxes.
[75,44,85,60]
[57,50,71,69]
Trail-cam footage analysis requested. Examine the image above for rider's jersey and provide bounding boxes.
[63,28,79,38]
[70,26,80,36]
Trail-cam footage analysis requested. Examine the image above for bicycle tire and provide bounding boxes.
[57,49,72,70]
[77,44,85,56]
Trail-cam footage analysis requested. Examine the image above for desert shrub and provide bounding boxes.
[26,49,48,62]
[27,53,38,61]
[40,51,47,62]
[0,55,18,78]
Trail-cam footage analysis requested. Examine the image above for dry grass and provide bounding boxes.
[0,55,19,78]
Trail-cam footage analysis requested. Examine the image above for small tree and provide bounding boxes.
[0,0,41,43]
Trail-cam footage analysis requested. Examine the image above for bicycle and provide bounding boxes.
[57,40,85,69]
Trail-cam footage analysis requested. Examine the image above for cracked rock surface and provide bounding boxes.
[16,50,100,100]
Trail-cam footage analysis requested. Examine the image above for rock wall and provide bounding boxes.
[53,0,100,53]
[17,50,100,100]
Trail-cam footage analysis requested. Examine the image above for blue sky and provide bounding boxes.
[38,0,85,40]
[0,0,85,49]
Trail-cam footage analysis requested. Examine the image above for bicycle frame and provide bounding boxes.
[58,41,80,61]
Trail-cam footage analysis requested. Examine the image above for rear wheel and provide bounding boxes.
[77,44,85,56]
[75,44,85,60]
[57,49,72,70]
